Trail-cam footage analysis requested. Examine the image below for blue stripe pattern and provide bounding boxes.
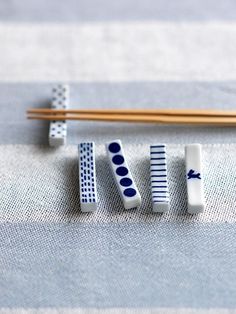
[1,222,236,308]
[150,144,169,211]
[1,0,236,308]
[1,0,236,22]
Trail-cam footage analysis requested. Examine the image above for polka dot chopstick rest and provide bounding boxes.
[78,142,98,212]
[49,84,69,147]
[150,144,169,212]
[106,140,141,210]
[185,144,205,214]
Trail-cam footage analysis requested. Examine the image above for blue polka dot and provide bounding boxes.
[112,155,124,165]
[120,177,132,187]
[108,142,121,153]
[116,166,128,176]
[123,188,136,197]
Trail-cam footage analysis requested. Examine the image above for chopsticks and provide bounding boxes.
[27,108,236,126]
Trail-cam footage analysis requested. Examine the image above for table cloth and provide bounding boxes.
[0,0,236,313]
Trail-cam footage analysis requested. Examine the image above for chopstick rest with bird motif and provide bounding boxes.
[185,144,205,214]
[78,142,98,212]
[150,144,169,212]
[49,84,69,147]
[106,140,141,210]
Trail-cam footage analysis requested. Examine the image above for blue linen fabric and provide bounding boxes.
[0,0,236,313]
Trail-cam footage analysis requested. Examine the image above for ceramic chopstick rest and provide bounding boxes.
[150,144,169,212]
[185,144,205,214]
[78,142,98,212]
[106,140,141,209]
[49,84,69,147]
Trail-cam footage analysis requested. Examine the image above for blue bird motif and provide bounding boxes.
[187,169,201,180]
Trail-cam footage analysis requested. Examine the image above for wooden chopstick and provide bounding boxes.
[27,108,236,117]
[27,113,236,125]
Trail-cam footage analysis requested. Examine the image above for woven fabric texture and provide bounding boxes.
[1,0,236,311]
[0,144,235,223]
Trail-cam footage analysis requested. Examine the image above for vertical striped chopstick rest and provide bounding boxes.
[150,144,169,212]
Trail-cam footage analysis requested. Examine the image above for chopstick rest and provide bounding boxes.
[150,144,169,212]
[106,140,141,209]
[49,84,69,147]
[185,144,205,214]
[78,142,98,212]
